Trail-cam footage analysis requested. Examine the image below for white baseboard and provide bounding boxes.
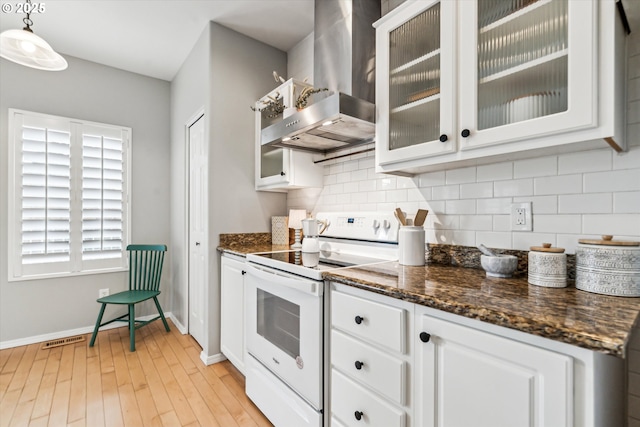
[170,315,188,335]
[0,311,174,350]
[200,351,227,366]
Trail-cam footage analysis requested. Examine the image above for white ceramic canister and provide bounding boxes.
[576,235,640,297]
[528,243,567,288]
[398,226,425,266]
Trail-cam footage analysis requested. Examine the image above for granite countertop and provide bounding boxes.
[217,233,290,256]
[323,261,640,358]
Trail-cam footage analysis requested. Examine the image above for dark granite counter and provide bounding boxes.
[218,233,289,256]
[323,261,640,358]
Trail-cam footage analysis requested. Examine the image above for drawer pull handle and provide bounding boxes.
[354,411,364,421]
[420,332,431,343]
[354,360,364,370]
[354,315,364,325]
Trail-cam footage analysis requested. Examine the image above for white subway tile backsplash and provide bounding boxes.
[534,174,582,195]
[614,192,640,213]
[558,193,612,214]
[512,232,557,251]
[430,214,460,230]
[613,145,640,170]
[448,230,476,246]
[367,191,386,203]
[446,199,476,214]
[336,172,351,183]
[336,193,351,204]
[343,181,359,194]
[376,202,397,212]
[583,214,640,236]
[514,156,557,178]
[350,169,368,181]
[459,215,492,231]
[407,187,427,202]
[477,162,513,182]
[358,157,375,170]
[446,166,476,184]
[558,149,612,175]
[476,232,512,249]
[557,234,579,254]
[534,215,582,234]
[323,174,337,186]
[584,169,640,193]
[477,198,512,214]
[432,185,460,200]
[493,215,511,232]
[329,163,343,175]
[387,189,408,202]
[513,195,558,214]
[418,171,445,187]
[460,182,493,199]
[328,183,344,194]
[358,180,376,192]
[424,200,446,214]
[396,176,417,189]
[377,177,396,191]
[494,178,533,197]
[351,191,368,204]
[342,159,360,172]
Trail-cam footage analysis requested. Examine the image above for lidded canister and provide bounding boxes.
[528,243,567,288]
[576,235,640,297]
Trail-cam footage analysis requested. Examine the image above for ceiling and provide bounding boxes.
[0,0,315,81]
[1,1,637,82]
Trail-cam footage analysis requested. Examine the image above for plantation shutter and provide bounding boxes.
[8,109,130,281]
[20,123,71,265]
[82,128,125,260]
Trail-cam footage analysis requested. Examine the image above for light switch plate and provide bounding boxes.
[511,202,532,231]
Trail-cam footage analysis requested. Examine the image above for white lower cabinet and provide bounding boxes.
[220,255,246,373]
[415,308,572,427]
[330,284,413,427]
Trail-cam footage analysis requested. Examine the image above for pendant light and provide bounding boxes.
[0,0,67,71]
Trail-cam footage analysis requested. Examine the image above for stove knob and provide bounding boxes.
[372,219,380,230]
[383,219,391,229]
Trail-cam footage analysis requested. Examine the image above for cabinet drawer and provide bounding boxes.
[331,330,406,405]
[331,290,406,353]
[331,369,405,427]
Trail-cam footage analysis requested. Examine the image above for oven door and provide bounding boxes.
[245,263,323,410]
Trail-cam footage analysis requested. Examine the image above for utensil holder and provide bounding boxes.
[398,226,425,266]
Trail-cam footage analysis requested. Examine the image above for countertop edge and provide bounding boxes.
[323,272,626,357]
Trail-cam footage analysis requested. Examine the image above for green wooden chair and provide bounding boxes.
[89,244,170,351]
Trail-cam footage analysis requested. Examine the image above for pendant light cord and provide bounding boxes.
[22,0,33,33]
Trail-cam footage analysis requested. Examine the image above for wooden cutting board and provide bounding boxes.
[578,235,640,246]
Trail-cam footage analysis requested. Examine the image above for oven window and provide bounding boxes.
[257,289,300,359]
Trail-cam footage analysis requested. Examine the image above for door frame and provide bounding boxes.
[184,107,207,348]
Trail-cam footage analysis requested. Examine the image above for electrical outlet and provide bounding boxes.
[511,202,532,231]
[98,288,110,298]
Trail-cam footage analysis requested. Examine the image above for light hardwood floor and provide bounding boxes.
[0,319,273,427]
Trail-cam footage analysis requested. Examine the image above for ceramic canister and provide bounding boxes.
[528,243,567,288]
[398,226,425,266]
[576,236,640,297]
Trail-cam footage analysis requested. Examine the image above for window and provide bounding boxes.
[8,109,131,280]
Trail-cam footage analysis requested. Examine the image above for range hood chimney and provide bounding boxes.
[261,0,381,154]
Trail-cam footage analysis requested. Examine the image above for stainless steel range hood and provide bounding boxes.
[261,0,380,154]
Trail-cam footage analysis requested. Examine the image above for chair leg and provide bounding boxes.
[153,296,170,332]
[129,304,136,352]
[90,303,107,347]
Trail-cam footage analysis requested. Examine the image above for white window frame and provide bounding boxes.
[8,109,132,281]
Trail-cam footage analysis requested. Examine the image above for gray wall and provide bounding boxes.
[170,22,287,359]
[0,56,171,342]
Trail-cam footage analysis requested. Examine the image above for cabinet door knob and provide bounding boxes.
[354,411,364,421]
[354,315,364,325]
[439,134,448,142]
[195,242,200,246]
[419,332,431,342]
[280,171,286,176]
[241,270,246,275]
[461,129,471,138]
[354,360,364,370]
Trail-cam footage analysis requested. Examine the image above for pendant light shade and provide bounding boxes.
[0,3,67,71]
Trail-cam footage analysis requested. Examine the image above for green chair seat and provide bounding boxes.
[89,244,170,351]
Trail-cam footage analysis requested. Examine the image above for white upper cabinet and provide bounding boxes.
[255,79,323,192]
[375,0,626,175]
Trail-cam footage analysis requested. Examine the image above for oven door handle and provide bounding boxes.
[245,264,322,297]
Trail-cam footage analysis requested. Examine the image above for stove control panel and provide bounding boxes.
[316,212,400,243]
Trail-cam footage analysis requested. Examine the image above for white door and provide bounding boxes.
[188,113,206,348]
[415,310,573,427]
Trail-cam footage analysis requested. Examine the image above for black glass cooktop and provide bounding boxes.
[253,250,388,269]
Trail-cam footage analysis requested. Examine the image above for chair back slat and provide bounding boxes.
[127,244,167,292]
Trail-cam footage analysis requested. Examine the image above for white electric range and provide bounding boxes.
[244,212,400,427]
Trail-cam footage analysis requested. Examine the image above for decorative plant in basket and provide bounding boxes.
[251,92,285,119]
[295,87,328,110]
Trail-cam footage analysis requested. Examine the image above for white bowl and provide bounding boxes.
[481,254,518,278]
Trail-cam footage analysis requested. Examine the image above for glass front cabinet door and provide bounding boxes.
[375,0,624,175]
[375,0,457,173]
